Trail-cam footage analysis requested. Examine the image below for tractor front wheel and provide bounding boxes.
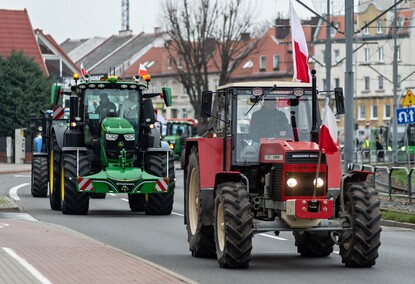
[214,182,253,269]
[185,147,216,258]
[61,152,90,215]
[144,152,175,215]
[31,155,48,197]
[340,181,381,267]
[293,231,334,257]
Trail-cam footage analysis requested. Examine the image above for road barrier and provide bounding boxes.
[342,149,415,166]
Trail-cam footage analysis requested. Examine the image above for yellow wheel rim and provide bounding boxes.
[49,149,54,193]
[188,167,199,235]
[61,166,65,202]
[217,202,225,252]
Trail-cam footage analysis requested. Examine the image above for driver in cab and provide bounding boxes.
[250,98,291,142]
[95,93,117,119]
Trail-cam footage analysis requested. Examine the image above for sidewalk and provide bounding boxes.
[0,162,31,174]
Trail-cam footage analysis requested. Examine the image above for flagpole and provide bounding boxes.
[313,151,322,201]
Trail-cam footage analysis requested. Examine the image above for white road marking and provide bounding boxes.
[9,183,30,201]
[2,247,52,284]
[0,223,10,229]
[171,211,184,217]
[109,193,116,197]
[121,198,128,202]
[258,233,287,241]
[14,174,31,178]
[333,250,339,254]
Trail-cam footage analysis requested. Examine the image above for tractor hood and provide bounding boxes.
[258,139,323,164]
[162,134,179,141]
[101,117,135,135]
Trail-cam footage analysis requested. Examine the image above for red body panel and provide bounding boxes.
[326,151,342,189]
[259,139,320,163]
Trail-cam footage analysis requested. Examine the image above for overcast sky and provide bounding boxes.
[0,0,320,44]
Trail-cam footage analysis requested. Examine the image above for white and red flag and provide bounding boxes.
[138,63,148,77]
[290,1,311,83]
[80,62,87,77]
[318,100,339,155]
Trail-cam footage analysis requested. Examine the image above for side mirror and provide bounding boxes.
[51,85,61,105]
[201,91,213,118]
[334,87,345,115]
[142,99,156,124]
[162,87,173,107]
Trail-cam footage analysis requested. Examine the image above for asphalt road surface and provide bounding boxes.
[1,168,415,284]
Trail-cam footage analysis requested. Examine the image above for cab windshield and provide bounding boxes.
[83,88,141,139]
[235,90,313,163]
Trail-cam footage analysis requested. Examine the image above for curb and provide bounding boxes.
[0,196,21,212]
[380,219,415,230]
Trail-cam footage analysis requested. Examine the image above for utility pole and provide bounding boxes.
[325,0,331,94]
[392,0,398,163]
[121,0,130,32]
[343,0,354,172]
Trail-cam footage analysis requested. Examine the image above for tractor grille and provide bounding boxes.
[270,164,283,201]
[105,135,135,160]
[286,152,326,164]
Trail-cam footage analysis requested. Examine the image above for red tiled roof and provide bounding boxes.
[0,9,48,75]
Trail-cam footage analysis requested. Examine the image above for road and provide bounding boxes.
[1,168,415,284]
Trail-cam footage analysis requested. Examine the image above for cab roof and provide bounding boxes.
[217,81,312,91]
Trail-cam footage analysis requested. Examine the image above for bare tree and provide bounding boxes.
[162,0,264,125]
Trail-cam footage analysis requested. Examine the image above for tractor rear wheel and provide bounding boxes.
[293,231,334,257]
[128,194,146,212]
[340,181,381,267]
[31,155,48,197]
[144,152,175,215]
[185,147,216,258]
[214,182,253,268]
[61,152,90,215]
[49,137,61,210]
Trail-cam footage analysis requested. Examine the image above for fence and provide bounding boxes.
[348,163,414,204]
[342,149,415,166]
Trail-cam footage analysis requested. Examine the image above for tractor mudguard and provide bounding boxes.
[51,124,67,149]
[341,170,374,189]
[199,189,214,226]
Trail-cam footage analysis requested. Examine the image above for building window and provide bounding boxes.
[398,17,404,32]
[376,20,383,34]
[177,56,182,69]
[334,49,340,63]
[167,57,173,69]
[371,105,378,119]
[384,104,391,118]
[378,76,383,90]
[358,105,365,120]
[364,48,370,63]
[330,23,338,37]
[322,79,327,90]
[321,50,325,62]
[363,21,369,34]
[378,46,384,62]
[171,108,178,118]
[182,108,188,118]
[259,56,266,71]
[334,78,340,88]
[397,45,401,61]
[243,60,253,69]
[273,54,280,70]
[364,76,370,90]
[152,82,157,92]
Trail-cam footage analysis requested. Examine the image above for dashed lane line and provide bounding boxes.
[2,247,52,284]
[258,233,287,241]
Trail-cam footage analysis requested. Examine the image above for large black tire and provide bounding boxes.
[128,194,146,212]
[340,181,381,267]
[293,231,334,257]
[31,156,48,197]
[61,153,90,215]
[214,182,253,269]
[144,152,175,215]
[49,137,61,210]
[185,147,216,258]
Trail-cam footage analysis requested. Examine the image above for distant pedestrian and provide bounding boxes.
[376,137,384,162]
[363,136,370,158]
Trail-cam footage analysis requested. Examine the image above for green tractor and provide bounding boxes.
[48,73,175,215]
[162,118,197,169]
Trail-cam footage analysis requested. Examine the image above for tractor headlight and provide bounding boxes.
[124,134,135,141]
[286,177,298,188]
[106,134,118,141]
[313,178,324,188]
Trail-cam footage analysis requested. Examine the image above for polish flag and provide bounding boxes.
[138,63,148,76]
[318,100,339,154]
[290,1,311,83]
[80,62,87,76]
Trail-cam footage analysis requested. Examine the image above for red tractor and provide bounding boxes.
[183,72,381,268]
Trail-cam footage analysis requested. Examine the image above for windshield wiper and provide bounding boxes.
[244,84,278,117]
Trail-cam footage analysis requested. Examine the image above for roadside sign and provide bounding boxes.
[402,89,415,106]
[396,107,415,124]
